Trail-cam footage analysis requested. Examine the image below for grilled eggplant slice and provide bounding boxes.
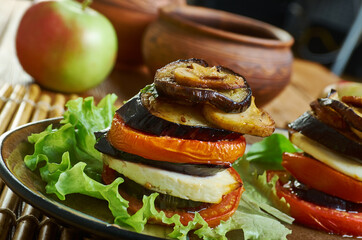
[310,100,348,130]
[202,97,275,137]
[173,62,246,90]
[117,92,241,141]
[289,111,362,162]
[154,59,252,113]
[318,98,362,132]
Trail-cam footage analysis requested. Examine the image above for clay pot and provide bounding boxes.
[142,5,294,106]
[90,0,185,67]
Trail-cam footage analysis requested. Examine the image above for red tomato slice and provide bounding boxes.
[108,114,246,165]
[102,164,243,227]
[268,171,362,237]
[282,152,362,203]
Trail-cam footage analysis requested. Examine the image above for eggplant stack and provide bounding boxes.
[95,59,275,227]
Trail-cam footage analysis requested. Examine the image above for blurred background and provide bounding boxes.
[189,0,362,82]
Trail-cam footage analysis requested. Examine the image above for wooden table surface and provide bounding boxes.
[0,1,343,240]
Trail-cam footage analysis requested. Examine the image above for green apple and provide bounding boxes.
[16,0,117,93]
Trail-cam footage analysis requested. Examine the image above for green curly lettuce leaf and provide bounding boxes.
[234,157,293,223]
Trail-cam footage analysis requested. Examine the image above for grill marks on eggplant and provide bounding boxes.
[95,133,229,177]
[154,58,252,113]
[284,179,362,213]
[117,92,241,141]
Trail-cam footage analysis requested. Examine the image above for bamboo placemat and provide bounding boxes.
[0,83,101,240]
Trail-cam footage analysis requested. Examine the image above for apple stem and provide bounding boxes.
[82,0,92,11]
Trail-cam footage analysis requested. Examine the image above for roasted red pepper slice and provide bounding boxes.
[108,114,246,165]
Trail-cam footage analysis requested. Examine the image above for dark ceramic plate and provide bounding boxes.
[0,118,352,240]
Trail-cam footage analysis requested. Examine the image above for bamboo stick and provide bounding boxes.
[0,83,12,111]
[0,84,26,135]
[69,94,79,100]
[48,93,65,118]
[12,204,41,240]
[30,93,51,122]
[0,83,13,189]
[60,227,81,240]
[37,216,61,240]
[9,84,40,129]
[0,186,20,240]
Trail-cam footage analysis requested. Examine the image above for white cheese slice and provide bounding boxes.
[290,132,362,181]
[103,155,240,203]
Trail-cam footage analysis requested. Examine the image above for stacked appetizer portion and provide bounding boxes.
[274,90,362,236]
[95,59,275,227]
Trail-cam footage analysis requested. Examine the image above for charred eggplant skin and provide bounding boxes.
[289,111,362,162]
[318,98,362,132]
[117,92,241,141]
[95,133,230,176]
[154,59,252,113]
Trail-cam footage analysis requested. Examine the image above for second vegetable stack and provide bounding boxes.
[273,89,362,236]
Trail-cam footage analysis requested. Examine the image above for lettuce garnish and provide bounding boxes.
[24,94,294,240]
[246,133,301,170]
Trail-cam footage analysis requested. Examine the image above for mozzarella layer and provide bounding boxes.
[290,132,362,181]
[103,155,240,203]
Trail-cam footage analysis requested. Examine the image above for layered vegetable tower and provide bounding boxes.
[95,59,275,227]
[272,90,362,236]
